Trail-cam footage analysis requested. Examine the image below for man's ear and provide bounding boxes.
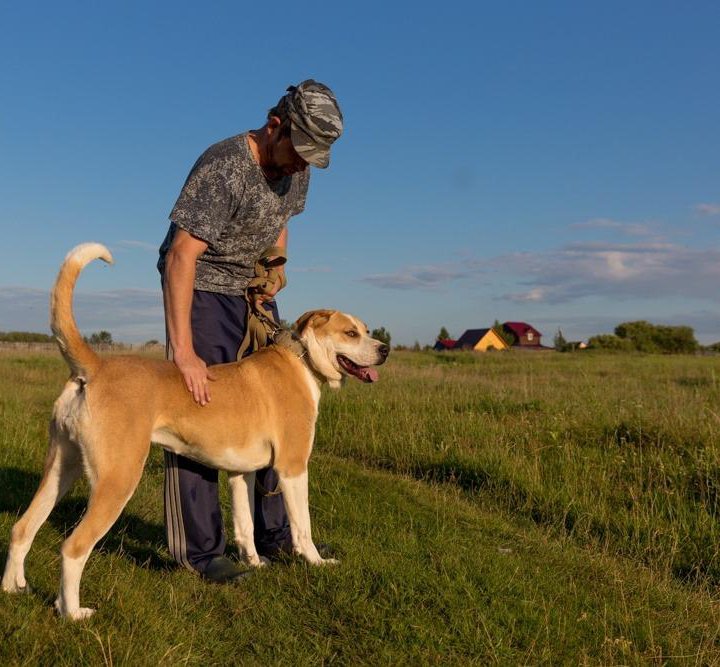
[267,115,282,131]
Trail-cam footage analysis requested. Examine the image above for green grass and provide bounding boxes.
[2,349,720,664]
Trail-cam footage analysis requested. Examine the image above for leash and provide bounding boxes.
[237,246,309,499]
[255,477,284,497]
[237,246,288,360]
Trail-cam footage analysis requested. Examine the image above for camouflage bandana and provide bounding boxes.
[280,80,343,168]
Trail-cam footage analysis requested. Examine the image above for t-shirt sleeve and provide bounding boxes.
[291,169,310,217]
[169,153,237,246]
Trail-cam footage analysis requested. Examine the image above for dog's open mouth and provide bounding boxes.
[337,355,379,383]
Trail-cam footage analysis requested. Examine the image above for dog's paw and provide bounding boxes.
[1,574,29,594]
[2,581,30,594]
[237,550,267,568]
[55,598,96,620]
[68,607,96,621]
[318,557,340,566]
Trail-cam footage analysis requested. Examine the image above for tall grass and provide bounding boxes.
[319,350,720,583]
[2,348,720,663]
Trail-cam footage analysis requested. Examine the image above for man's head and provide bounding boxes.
[267,80,343,169]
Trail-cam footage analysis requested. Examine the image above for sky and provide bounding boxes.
[1,1,718,345]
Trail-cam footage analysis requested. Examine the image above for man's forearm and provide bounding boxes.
[163,250,197,357]
[273,226,288,293]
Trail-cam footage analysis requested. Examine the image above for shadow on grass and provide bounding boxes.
[403,459,573,525]
[0,467,173,572]
[370,456,720,586]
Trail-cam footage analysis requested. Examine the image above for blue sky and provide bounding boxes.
[1,1,718,345]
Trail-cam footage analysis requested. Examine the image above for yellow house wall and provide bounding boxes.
[473,330,509,352]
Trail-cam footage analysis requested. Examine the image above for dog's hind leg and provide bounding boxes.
[54,449,147,620]
[2,423,82,594]
[228,471,263,567]
[278,470,337,566]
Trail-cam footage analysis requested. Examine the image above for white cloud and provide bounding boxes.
[359,240,720,305]
[505,287,547,302]
[0,286,164,342]
[696,203,720,216]
[498,241,720,303]
[361,263,474,290]
[570,218,655,236]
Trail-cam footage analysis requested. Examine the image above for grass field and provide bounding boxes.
[1,348,720,664]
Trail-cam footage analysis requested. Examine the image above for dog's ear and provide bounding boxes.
[294,310,335,336]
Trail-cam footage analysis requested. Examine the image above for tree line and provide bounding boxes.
[4,322,715,355]
[586,321,700,354]
[0,331,54,343]
[0,330,115,345]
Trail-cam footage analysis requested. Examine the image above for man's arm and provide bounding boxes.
[163,229,215,405]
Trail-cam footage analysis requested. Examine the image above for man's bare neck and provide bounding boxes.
[247,127,269,167]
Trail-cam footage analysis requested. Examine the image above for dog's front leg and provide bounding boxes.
[228,472,263,567]
[278,470,337,565]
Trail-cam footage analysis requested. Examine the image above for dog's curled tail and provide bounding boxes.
[51,243,114,380]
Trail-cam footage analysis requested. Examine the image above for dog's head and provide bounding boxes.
[294,310,390,389]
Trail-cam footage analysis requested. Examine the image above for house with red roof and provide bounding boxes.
[501,322,551,349]
[433,338,457,351]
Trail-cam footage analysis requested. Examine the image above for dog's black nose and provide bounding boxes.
[379,344,389,358]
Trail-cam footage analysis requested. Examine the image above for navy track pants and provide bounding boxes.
[164,290,291,573]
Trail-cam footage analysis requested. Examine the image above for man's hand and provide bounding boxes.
[173,348,216,406]
[251,265,285,312]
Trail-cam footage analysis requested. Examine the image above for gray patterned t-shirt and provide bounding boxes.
[158,133,310,295]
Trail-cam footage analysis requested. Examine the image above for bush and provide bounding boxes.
[371,327,391,346]
[615,321,698,354]
[587,334,635,351]
[85,330,114,346]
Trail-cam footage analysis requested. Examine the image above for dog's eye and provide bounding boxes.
[345,330,358,338]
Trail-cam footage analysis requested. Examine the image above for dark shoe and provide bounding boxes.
[202,556,252,584]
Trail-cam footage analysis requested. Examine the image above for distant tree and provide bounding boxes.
[493,320,515,346]
[371,327,391,346]
[412,340,421,352]
[654,325,698,354]
[554,328,568,352]
[614,321,657,352]
[86,330,113,346]
[615,321,698,354]
[587,334,635,351]
[437,326,450,341]
[0,331,54,343]
[143,339,160,347]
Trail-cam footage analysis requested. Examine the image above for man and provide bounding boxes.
[157,80,343,583]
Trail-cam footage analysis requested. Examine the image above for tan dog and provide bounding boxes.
[2,243,389,620]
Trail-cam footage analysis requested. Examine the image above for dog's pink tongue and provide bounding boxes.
[357,367,379,383]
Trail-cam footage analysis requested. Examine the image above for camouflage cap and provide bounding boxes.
[279,80,343,169]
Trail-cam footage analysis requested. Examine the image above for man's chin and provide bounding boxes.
[262,167,284,181]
